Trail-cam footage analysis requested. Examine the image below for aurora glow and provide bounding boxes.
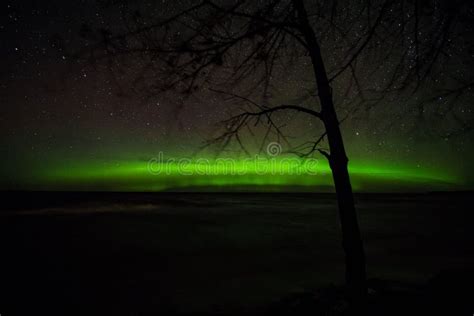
[15,156,461,192]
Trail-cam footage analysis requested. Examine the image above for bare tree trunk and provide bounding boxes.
[293,0,368,311]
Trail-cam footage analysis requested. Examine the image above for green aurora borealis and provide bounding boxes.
[7,156,464,192]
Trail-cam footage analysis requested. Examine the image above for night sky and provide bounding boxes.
[1,0,473,191]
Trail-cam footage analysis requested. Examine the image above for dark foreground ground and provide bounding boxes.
[0,191,473,315]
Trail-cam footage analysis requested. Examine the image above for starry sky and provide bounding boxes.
[1,0,473,191]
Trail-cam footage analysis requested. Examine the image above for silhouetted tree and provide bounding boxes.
[82,0,473,312]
